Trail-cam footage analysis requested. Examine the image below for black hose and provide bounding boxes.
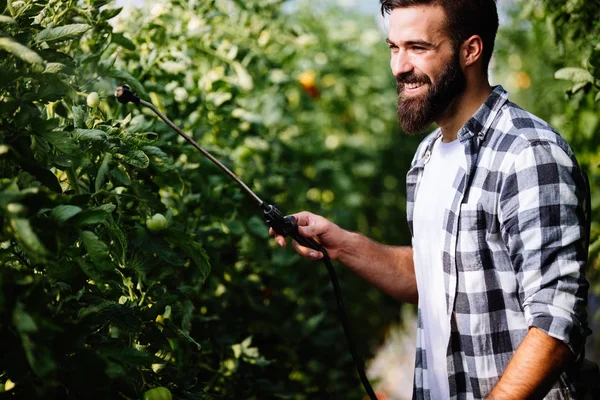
[321,251,378,400]
[263,206,378,399]
[288,230,377,400]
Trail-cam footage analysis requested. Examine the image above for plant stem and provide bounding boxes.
[7,0,15,17]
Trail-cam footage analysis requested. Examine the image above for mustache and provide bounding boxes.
[395,73,432,92]
[396,71,431,86]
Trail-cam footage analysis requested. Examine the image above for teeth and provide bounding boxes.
[406,82,424,90]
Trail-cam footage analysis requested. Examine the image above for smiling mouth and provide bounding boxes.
[404,82,426,90]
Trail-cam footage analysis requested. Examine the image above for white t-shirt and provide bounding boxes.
[413,136,465,399]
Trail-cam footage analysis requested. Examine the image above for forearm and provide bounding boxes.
[487,327,574,399]
[337,231,417,303]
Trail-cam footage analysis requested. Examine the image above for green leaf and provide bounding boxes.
[20,334,57,378]
[143,145,175,172]
[78,300,119,319]
[92,0,112,7]
[72,106,86,129]
[100,7,123,20]
[152,239,185,266]
[165,320,202,350]
[95,153,113,192]
[96,204,117,213]
[28,167,62,193]
[35,24,91,43]
[180,240,211,282]
[118,149,149,168]
[246,215,269,239]
[226,220,245,236]
[79,301,144,333]
[0,15,16,24]
[554,67,594,82]
[232,61,254,91]
[105,68,148,99]
[73,128,108,143]
[102,348,163,366]
[105,361,126,378]
[50,205,82,223]
[10,218,48,261]
[111,32,136,51]
[588,48,600,72]
[74,204,116,226]
[569,81,589,94]
[13,302,38,333]
[110,167,131,186]
[81,230,115,272]
[107,220,127,266]
[37,79,78,101]
[45,260,82,282]
[77,259,103,281]
[304,311,326,335]
[43,62,66,74]
[40,131,80,155]
[0,37,44,65]
[206,91,232,106]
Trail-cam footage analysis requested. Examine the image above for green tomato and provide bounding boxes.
[143,386,172,400]
[86,92,100,108]
[146,213,167,232]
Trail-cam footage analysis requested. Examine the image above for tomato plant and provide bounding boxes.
[0,0,423,398]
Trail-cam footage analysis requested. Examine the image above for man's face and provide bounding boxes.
[387,5,466,134]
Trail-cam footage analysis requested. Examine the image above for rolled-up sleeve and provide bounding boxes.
[499,139,590,357]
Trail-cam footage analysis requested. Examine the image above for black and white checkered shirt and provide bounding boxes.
[406,86,591,399]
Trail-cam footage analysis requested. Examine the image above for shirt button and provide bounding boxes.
[423,150,431,164]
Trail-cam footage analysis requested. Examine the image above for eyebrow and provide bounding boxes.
[385,38,433,48]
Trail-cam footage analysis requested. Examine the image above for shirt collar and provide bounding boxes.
[457,85,509,143]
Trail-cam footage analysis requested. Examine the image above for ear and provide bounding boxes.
[461,35,484,68]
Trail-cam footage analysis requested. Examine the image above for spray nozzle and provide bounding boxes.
[115,85,141,106]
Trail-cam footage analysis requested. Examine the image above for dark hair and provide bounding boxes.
[380,0,499,75]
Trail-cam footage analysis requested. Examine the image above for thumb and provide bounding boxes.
[297,219,322,237]
[297,225,312,237]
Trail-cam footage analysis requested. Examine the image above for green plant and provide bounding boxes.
[1,0,419,398]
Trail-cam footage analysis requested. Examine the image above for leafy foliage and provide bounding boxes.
[0,0,419,398]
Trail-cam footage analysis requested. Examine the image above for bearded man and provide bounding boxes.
[271,0,597,398]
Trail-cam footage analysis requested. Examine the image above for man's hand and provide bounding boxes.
[269,211,348,261]
[269,211,418,303]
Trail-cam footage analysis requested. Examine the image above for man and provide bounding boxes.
[271,0,595,398]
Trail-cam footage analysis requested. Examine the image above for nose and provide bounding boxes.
[390,49,413,77]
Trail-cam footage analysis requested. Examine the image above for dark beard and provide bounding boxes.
[396,51,466,134]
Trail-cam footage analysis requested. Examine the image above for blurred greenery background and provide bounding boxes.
[0,0,598,399]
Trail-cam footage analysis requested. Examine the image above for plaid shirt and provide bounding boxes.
[407,86,591,399]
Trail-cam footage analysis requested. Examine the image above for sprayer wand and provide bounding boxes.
[115,85,378,400]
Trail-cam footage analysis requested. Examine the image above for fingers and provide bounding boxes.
[268,211,320,244]
[292,240,323,260]
[268,227,286,247]
[292,211,329,238]
[269,228,321,260]
[268,211,329,260]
